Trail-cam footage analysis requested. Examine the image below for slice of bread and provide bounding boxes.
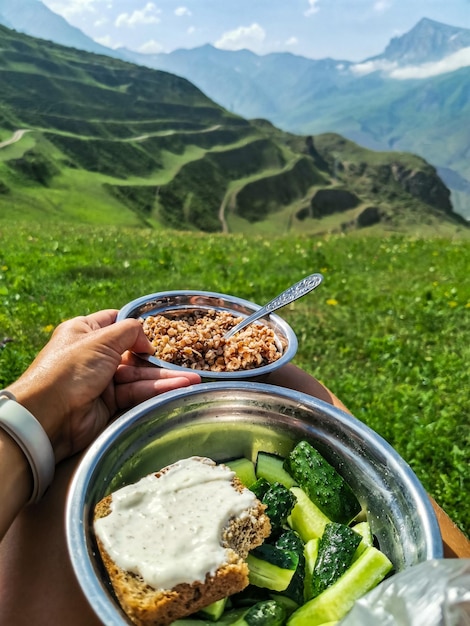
[93,457,271,626]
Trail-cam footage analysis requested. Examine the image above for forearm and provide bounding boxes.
[264,363,351,413]
[0,429,32,540]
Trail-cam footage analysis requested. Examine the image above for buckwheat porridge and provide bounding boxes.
[141,309,284,372]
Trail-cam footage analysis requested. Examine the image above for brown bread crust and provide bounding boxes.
[94,471,270,626]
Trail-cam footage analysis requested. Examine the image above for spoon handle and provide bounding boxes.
[224,272,324,340]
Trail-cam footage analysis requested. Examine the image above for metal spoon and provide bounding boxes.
[224,272,324,340]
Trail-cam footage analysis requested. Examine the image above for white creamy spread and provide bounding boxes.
[94,456,258,590]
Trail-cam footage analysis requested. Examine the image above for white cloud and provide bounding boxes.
[94,34,121,49]
[215,23,266,52]
[285,37,298,47]
[350,58,398,76]
[373,0,392,13]
[304,0,320,17]
[175,7,192,17]
[389,47,470,79]
[42,0,99,19]
[138,39,165,54]
[350,47,470,79]
[115,2,161,28]
[187,26,196,35]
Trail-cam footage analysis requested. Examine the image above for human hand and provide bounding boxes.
[7,309,201,462]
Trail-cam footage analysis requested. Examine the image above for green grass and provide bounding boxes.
[0,222,469,537]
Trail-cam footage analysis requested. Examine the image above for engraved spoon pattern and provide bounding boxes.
[223,272,324,340]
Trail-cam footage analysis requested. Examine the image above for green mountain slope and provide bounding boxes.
[119,20,470,221]
[293,67,470,218]
[0,24,466,236]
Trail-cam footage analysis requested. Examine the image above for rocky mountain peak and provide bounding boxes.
[380,17,470,65]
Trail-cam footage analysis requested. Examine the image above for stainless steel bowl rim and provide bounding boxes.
[116,290,298,378]
[66,381,443,625]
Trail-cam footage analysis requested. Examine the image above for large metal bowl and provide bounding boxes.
[66,382,443,625]
[116,290,298,379]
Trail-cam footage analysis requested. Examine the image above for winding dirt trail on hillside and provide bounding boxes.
[218,197,229,233]
[0,125,221,149]
[0,129,30,149]
[129,124,222,142]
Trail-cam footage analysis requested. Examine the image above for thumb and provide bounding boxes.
[92,318,154,358]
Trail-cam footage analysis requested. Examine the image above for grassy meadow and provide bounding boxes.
[0,221,469,536]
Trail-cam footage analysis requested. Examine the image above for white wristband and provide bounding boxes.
[0,390,55,504]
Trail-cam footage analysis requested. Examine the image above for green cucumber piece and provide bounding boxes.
[174,608,249,625]
[310,522,362,598]
[250,477,271,500]
[284,441,361,525]
[262,482,298,535]
[226,458,257,488]
[352,521,374,559]
[287,546,393,626]
[303,537,319,602]
[352,521,373,544]
[256,452,296,488]
[247,544,299,592]
[288,487,331,541]
[275,530,305,606]
[197,597,228,621]
[269,593,299,616]
[233,599,287,626]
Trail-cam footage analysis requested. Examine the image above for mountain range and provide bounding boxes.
[1,1,467,221]
[0,11,467,235]
[119,19,470,222]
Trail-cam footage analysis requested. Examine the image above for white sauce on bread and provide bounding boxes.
[94,456,258,590]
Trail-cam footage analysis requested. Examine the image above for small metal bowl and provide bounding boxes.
[66,382,443,625]
[116,290,298,379]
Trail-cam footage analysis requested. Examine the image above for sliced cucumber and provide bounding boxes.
[174,608,249,625]
[197,597,228,621]
[287,546,393,626]
[351,521,374,559]
[256,452,296,488]
[269,593,299,616]
[226,457,257,488]
[310,522,362,598]
[234,599,287,626]
[284,441,361,525]
[288,487,331,542]
[247,544,298,592]
[303,538,319,602]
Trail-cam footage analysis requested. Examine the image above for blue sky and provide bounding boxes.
[41,0,470,61]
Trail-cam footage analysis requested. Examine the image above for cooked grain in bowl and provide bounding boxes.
[142,309,285,372]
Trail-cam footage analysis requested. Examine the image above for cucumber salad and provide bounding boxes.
[175,440,393,626]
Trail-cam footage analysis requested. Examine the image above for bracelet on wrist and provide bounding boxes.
[0,390,55,504]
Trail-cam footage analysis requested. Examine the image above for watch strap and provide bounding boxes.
[0,390,55,504]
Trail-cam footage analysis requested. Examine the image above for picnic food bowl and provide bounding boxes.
[116,290,298,379]
[66,382,443,625]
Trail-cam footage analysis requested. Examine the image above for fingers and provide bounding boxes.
[52,311,151,357]
[115,363,201,385]
[115,376,198,410]
[83,309,119,329]
[79,317,153,358]
[45,310,120,351]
